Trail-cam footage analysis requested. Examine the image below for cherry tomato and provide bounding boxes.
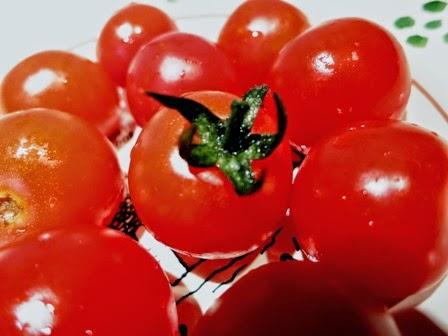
[167,274,202,336]
[291,120,448,307]
[195,261,400,336]
[129,89,292,258]
[218,0,309,92]
[1,51,120,137]
[179,249,259,283]
[126,32,237,126]
[97,3,177,87]
[269,18,411,147]
[394,309,448,336]
[0,226,177,335]
[0,108,124,247]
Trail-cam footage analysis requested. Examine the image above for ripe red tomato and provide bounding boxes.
[0,227,177,335]
[269,18,411,147]
[0,108,124,247]
[195,261,401,336]
[1,51,120,137]
[97,3,177,87]
[126,32,237,126]
[167,274,202,336]
[291,121,448,307]
[129,89,292,258]
[218,0,309,92]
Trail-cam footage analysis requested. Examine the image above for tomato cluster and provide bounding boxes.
[1,0,447,335]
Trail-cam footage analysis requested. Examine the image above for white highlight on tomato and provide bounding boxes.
[116,22,142,43]
[359,173,409,198]
[197,171,223,186]
[169,148,196,180]
[248,17,278,37]
[160,56,193,83]
[8,137,61,168]
[313,51,335,75]
[23,69,61,96]
[14,289,57,335]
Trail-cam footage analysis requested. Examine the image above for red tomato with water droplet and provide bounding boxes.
[126,32,237,126]
[218,0,309,92]
[291,120,448,307]
[0,108,124,248]
[1,51,121,137]
[0,227,177,335]
[97,3,177,87]
[269,18,411,147]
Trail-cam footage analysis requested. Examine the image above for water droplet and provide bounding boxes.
[85,330,93,336]
[341,195,347,200]
[48,197,57,208]
[368,220,374,227]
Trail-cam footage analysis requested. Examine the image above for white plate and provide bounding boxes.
[1,0,447,330]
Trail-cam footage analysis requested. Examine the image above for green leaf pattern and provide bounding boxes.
[394,1,447,47]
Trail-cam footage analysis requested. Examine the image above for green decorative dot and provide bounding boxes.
[425,20,443,29]
[444,33,448,43]
[407,35,429,47]
[395,16,416,29]
[423,1,447,12]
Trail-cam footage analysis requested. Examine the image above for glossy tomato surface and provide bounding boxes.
[168,274,202,336]
[218,0,309,92]
[0,109,123,247]
[194,261,400,336]
[1,51,120,137]
[129,91,292,258]
[269,18,411,147]
[291,121,448,307]
[97,3,177,87]
[0,227,177,335]
[126,32,237,126]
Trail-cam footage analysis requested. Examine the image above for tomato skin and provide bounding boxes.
[218,0,309,92]
[0,227,177,336]
[290,120,448,307]
[0,108,124,247]
[194,261,400,336]
[1,51,120,137]
[129,91,292,258]
[126,33,237,127]
[167,274,202,335]
[269,18,411,147]
[97,3,177,87]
